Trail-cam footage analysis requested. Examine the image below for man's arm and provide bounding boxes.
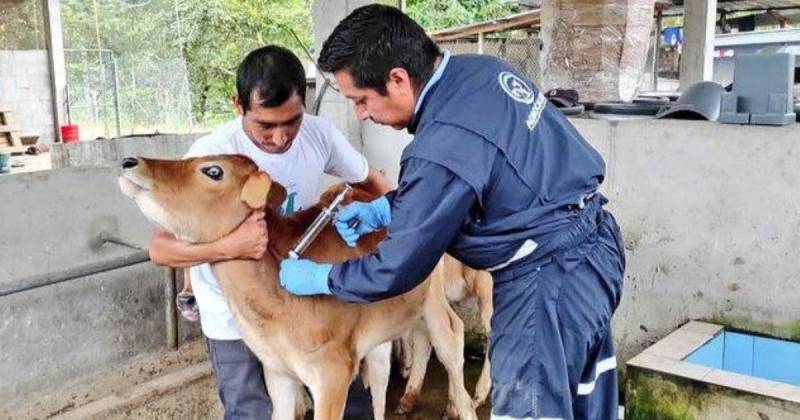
[353,165,393,196]
[149,211,268,268]
[327,159,476,302]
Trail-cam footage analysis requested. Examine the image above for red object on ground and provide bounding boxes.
[60,124,79,143]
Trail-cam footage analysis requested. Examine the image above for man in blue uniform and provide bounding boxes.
[279,5,625,420]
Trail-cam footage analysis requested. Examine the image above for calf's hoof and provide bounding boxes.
[395,392,417,414]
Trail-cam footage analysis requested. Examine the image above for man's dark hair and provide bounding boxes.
[236,45,306,111]
[318,4,440,95]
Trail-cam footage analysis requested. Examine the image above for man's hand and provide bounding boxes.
[334,196,391,247]
[219,210,268,260]
[149,211,268,268]
[279,259,333,296]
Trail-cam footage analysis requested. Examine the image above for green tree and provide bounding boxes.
[0,0,46,49]
[7,0,514,132]
[406,0,518,32]
[57,0,312,130]
[175,0,312,124]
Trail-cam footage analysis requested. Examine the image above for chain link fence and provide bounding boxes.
[64,49,193,140]
[440,32,672,96]
[439,35,542,85]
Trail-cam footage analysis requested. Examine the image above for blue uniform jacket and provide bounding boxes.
[328,53,607,303]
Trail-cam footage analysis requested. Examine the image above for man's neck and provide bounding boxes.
[414,54,444,100]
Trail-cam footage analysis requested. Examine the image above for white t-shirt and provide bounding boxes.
[183,114,368,340]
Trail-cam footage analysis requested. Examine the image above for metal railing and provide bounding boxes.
[0,237,181,350]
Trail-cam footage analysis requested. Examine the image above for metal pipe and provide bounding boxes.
[1,234,181,352]
[653,10,663,91]
[0,250,150,297]
[100,236,144,250]
[111,54,122,137]
[43,0,66,143]
[164,267,179,350]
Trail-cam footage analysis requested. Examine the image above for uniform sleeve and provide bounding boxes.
[322,121,369,183]
[327,158,477,303]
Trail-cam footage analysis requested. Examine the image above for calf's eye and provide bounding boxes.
[201,165,224,181]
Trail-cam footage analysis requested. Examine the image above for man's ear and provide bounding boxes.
[241,171,272,209]
[232,95,245,116]
[387,67,412,95]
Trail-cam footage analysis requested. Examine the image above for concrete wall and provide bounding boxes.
[0,166,200,411]
[361,118,800,361]
[50,132,204,169]
[0,50,55,142]
[312,0,378,153]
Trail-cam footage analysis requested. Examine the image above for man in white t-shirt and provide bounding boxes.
[149,46,391,419]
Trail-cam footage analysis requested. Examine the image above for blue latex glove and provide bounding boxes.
[279,259,333,296]
[334,196,391,247]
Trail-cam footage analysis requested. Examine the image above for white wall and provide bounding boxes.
[0,50,55,142]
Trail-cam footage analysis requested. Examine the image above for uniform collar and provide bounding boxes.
[413,50,451,115]
[408,50,451,133]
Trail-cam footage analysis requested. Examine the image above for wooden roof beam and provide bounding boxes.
[430,9,541,42]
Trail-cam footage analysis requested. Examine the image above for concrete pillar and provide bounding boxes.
[679,0,717,91]
[313,0,380,153]
[43,0,67,143]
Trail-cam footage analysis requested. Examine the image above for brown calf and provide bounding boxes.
[119,155,478,420]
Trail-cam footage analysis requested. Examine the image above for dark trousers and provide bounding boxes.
[489,211,625,420]
[207,338,374,419]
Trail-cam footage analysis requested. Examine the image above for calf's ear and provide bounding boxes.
[240,171,272,209]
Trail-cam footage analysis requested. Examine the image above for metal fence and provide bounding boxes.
[439,35,543,84]
[64,49,194,140]
[439,33,672,95]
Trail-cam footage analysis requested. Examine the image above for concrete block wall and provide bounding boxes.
[0,50,55,142]
[361,117,800,362]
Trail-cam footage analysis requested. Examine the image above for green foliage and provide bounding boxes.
[0,0,46,49]
[175,0,312,124]
[626,371,701,420]
[2,0,516,131]
[406,0,518,32]
[58,0,311,130]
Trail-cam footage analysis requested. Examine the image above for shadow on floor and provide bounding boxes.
[387,353,491,420]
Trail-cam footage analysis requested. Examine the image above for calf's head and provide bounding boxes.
[118,155,285,243]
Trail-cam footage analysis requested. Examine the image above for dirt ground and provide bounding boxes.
[293,350,491,420]
[385,355,492,420]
